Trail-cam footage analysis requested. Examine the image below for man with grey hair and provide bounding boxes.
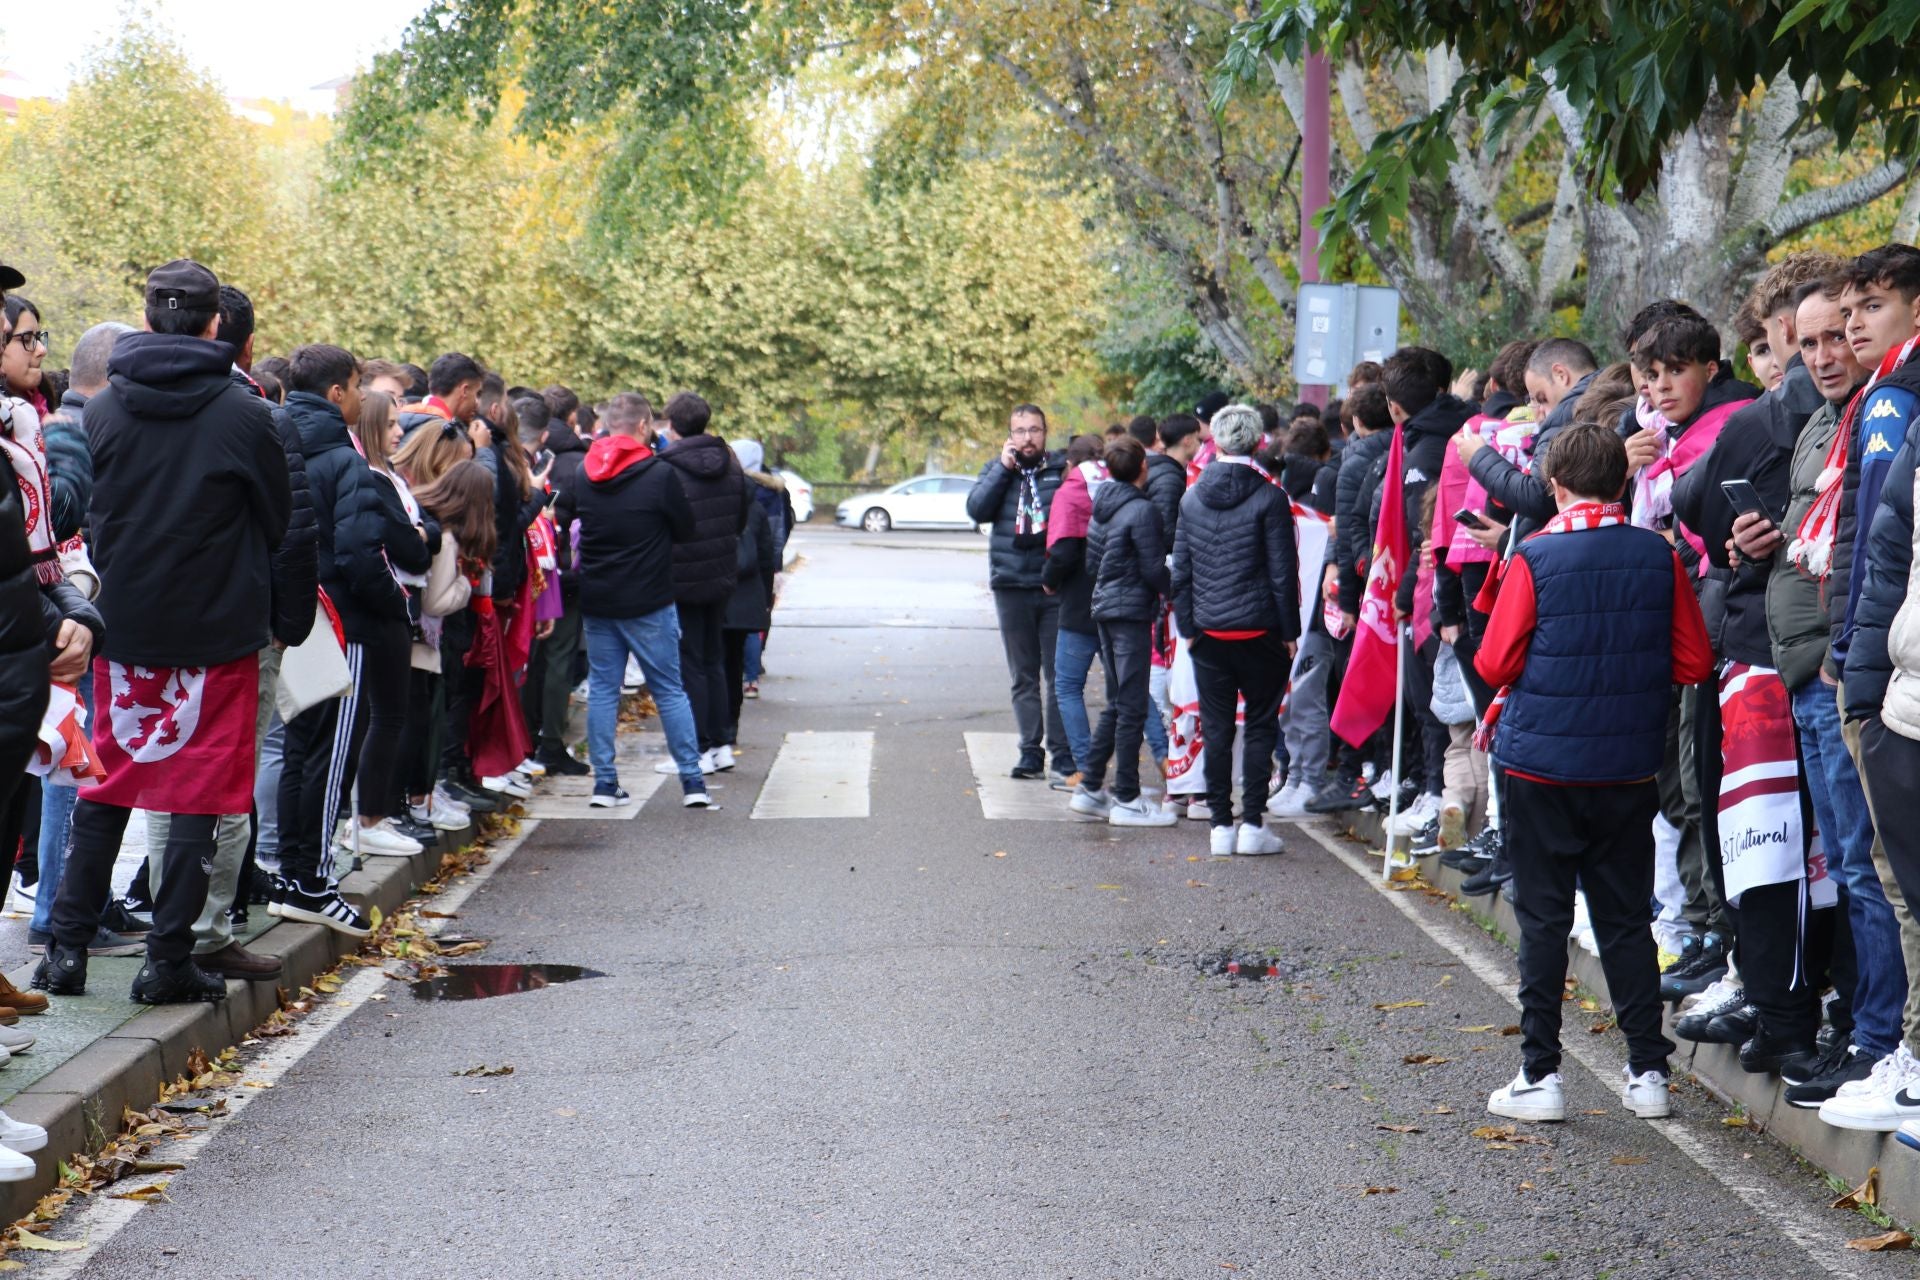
[554,392,710,808]
[1170,403,1300,857]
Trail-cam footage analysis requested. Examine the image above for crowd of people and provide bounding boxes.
[0,256,791,1177]
[976,241,1920,1135]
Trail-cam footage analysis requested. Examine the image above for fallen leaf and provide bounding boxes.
[12,1232,83,1252]
[1500,1026,1522,1036]
[1375,1124,1422,1134]
[1471,1125,1515,1140]
[440,941,489,957]
[992,850,1008,859]
[0,1260,25,1271]
[1361,1185,1399,1196]
[109,1182,170,1202]
[1834,1167,1881,1211]
[1185,880,1210,888]
[1095,884,1122,890]
[1460,1025,1497,1033]
[1388,867,1418,883]
[1517,1181,1535,1193]
[1486,1142,1519,1150]
[554,1108,578,1118]
[239,1080,273,1090]
[1428,1105,1455,1115]
[1582,1109,1608,1115]
[1186,855,1200,862]
[1722,1115,1752,1128]
[1327,1083,1351,1091]
[419,909,459,919]
[1374,1000,1427,1011]
[1402,1053,1450,1065]
[313,974,342,994]
[1218,1265,1239,1273]
[1847,1231,1913,1252]
[1611,1155,1648,1166]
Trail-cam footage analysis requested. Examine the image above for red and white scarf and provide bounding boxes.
[0,397,58,585]
[1789,335,1920,579]
[1471,502,1625,752]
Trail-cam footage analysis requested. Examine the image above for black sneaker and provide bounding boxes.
[101,899,151,936]
[1306,772,1370,814]
[1785,1043,1874,1108]
[1659,931,1729,1002]
[1662,932,1703,975]
[1459,857,1511,898]
[87,926,147,957]
[1674,984,1748,1042]
[394,815,440,844]
[441,776,499,814]
[247,867,278,905]
[1782,1030,1853,1087]
[270,880,371,938]
[31,944,86,994]
[121,875,154,916]
[1409,816,1443,855]
[227,903,250,930]
[1439,842,1484,871]
[590,784,632,809]
[1740,1024,1819,1078]
[1010,756,1045,780]
[130,957,227,1005]
[536,748,591,777]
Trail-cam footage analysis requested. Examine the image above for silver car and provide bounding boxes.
[835,474,981,532]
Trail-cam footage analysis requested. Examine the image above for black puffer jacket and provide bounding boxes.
[544,424,590,590]
[38,389,92,542]
[286,391,428,643]
[725,500,779,633]
[1144,451,1187,546]
[1335,430,1390,615]
[1086,481,1169,622]
[1171,460,1301,640]
[0,450,50,786]
[662,433,750,606]
[85,333,289,666]
[966,454,1065,590]
[234,372,320,648]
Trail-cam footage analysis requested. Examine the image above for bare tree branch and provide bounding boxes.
[1765,162,1908,241]
[1727,75,1803,233]
[1897,173,1920,243]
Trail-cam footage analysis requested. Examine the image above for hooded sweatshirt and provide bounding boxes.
[556,435,696,619]
[84,332,290,666]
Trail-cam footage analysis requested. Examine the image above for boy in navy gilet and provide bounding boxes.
[1474,424,1715,1122]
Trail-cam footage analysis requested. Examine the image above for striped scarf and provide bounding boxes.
[1789,336,1919,580]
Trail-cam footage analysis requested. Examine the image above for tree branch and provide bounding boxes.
[1726,74,1804,234]
[1765,162,1909,241]
[1896,173,1920,243]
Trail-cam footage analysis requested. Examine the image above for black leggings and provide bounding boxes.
[724,629,750,744]
[398,666,439,803]
[332,625,411,825]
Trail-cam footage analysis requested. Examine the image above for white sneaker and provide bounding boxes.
[709,745,736,772]
[1370,773,1396,803]
[1623,1067,1671,1118]
[1678,972,1742,1017]
[1209,825,1236,857]
[0,1144,32,1182]
[622,656,644,694]
[0,1110,46,1153]
[1487,1069,1565,1122]
[517,757,547,778]
[1234,822,1286,856]
[655,754,715,776]
[1109,796,1177,827]
[0,1025,34,1054]
[1266,781,1310,819]
[432,785,471,817]
[348,820,424,857]
[5,870,35,915]
[1185,799,1213,822]
[1819,1045,1920,1130]
[1387,793,1439,836]
[682,790,714,809]
[482,774,533,799]
[1068,785,1112,818]
[411,799,466,832]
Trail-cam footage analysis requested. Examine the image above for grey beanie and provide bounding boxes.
[1211,404,1264,457]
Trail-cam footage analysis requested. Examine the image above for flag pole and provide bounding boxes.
[1381,620,1408,880]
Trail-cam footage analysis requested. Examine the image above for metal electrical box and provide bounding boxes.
[1293,283,1402,393]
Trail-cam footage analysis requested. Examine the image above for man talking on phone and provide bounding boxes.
[967,404,1070,780]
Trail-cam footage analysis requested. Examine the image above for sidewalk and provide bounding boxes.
[1345,808,1916,1229]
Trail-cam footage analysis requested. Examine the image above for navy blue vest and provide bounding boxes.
[1494,523,1678,784]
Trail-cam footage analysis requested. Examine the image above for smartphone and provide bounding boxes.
[1720,478,1769,520]
[1453,508,1490,530]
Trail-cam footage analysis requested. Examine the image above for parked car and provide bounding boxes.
[835,474,981,532]
[777,469,814,524]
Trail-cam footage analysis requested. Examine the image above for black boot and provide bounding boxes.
[1739,1021,1818,1077]
[31,944,86,995]
[130,956,228,1005]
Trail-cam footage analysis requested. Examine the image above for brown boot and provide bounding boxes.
[0,971,48,1016]
[196,942,283,980]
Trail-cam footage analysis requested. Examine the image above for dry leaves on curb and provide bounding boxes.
[1847,1231,1913,1252]
[11,1232,82,1253]
[1374,1000,1426,1011]
[1403,1053,1450,1065]
[1361,1186,1399,1196]
[1833,1167,1880,1211]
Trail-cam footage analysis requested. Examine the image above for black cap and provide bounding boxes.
[1195,390,1231,422]
[144,259,220,313]
[0,263,23,291]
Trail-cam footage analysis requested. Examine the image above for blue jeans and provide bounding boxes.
[744,631,763,684]
[1055,627,1100,775]
[32,782,75,937]
[1794,677,1906,1057]
[584,609,704,791]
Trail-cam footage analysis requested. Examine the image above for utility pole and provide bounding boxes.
[1299,51,1331,408]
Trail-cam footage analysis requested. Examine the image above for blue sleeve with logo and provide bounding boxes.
[1839,384,1920,663]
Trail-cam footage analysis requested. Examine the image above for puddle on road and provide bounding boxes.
[410,963,607,1001]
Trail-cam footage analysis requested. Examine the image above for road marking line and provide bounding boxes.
[31,818,543,1275]
[522,733,669,820]
[1297,822,1868,1279]
[964,732,1086,821]
[751,731,873,819]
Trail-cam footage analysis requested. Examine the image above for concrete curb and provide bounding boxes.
[1341,808,1918,1226]
[0,826,468,1218]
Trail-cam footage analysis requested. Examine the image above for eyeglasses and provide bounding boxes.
[1009,425,1046,437]
[8,330,46,352]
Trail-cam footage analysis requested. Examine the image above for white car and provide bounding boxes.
[777,469,813,524]
[835,474,980,532]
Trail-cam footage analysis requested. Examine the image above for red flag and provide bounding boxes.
[1330,423,1408,747]
[82,655,259,814]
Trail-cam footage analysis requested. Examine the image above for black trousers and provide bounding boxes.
[52,801,212,965]
[334,625,410,822]
[1191,632,1288,828]
[522,596,582,755]
[1083,619,1153,803]
[992,587,1069,772]
[676,599,729,752]
[723,628,750,744]
[439,617,479,777]
[399,667,438,803]
[1506,775,1673,1078]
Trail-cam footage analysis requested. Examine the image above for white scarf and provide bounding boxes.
[0,396,58,584]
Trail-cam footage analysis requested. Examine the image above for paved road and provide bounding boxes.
[68,531,1893,1279]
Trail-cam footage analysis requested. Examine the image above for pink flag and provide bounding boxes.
[1330,423,1408,747]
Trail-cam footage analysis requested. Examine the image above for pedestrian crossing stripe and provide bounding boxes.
[750,731,873,819]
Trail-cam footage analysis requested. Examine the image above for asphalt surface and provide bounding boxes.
[69,530,1904,1279]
